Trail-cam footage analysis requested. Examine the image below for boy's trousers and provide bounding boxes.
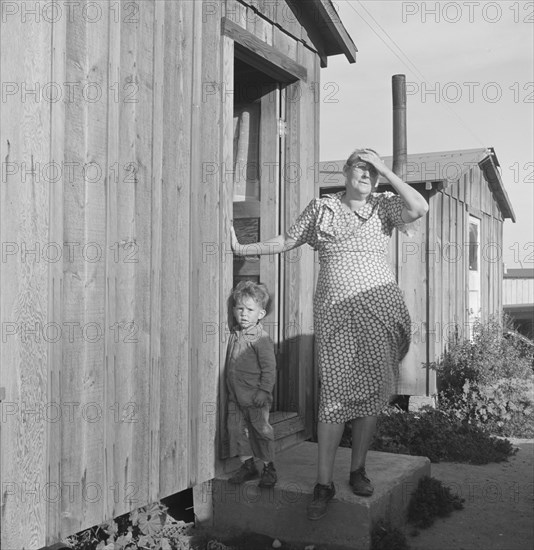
[227,400,275,463]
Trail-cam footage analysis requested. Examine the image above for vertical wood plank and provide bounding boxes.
[396,187,428,395]
[189,0,221,485]
[435,192,444,357]
[65,0,108,530]
[282,76,302,417]
[47,0,66,540]
[259,86,280,342]
[104,0,120,523]
[448,197,456,332]
[496,218,503,315]
[130,0,156,510]
[297,44,317,434]
[147,0,165,504]
[217,34,235,470]
[463,204,470,334]
[159,0,193,495]
[455,197,463,329]
[471,166,482,212]
[61,1,88,535]
[106,0,134,519]
[426,193,437,394]
[0,2,51,546]
[189,0,204,489]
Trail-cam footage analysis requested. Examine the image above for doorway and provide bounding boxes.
[232,58,288,413]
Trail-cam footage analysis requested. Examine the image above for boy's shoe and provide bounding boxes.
[306,482,336,521]
[258,462,277,488]
[349,466,374,496]
[228,458,259,484]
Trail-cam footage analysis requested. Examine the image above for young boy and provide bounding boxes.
[226,280,277,488]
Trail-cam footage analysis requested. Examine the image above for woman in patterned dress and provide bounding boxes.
[230,148,429,521]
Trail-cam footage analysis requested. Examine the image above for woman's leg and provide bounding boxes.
[350,415,377,471]
[317,421,345,484]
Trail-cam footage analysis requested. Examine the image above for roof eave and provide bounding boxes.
[479,155,516,222]
[310,0,357,63]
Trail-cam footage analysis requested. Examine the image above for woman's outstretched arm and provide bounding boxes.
[230,226,300,256]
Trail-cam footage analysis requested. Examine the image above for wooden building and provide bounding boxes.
[0,0,356,547]
[319,148,516,397]
[503,268,534,339]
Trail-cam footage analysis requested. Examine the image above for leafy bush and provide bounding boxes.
[440,377,534,438]
[435,316,532,398]
[368,406,516,464]
[407,476,464,529]
[434,315,534,438]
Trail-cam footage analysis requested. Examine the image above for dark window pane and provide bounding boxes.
[469,222,479,271]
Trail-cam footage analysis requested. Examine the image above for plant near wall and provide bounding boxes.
[434,315,534,438]
[64,502,194,550]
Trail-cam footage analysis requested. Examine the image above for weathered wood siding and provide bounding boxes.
[0,1,52,546]
[394,186,430,396]
[397,162,505,396]
[284,42,321,438]
[0,0,222,545]
[0,0,325,546]
[429,164,504,376]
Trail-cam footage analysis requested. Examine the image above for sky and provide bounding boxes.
[319,0,534,270]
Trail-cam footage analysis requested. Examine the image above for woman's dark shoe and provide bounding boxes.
[258,462,277,488]
[228,458,259,484]
[306,482,336,520]
[349,466,374,496]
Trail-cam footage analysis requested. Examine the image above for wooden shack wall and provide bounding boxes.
[394,186,430,396]
[427,164,504,394]
[0,3,53,546]
[0,0,220,545]
[0,0,323,546]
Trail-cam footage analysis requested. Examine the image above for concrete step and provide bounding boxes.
[209,441,430,550]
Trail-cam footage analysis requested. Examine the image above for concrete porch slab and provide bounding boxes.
[207,442,430,550]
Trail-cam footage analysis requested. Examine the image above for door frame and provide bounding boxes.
[219,28,307,461]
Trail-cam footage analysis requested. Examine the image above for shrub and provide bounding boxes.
[368,406,516,464]
[435,316,532,397]
[407,476,464,529]
[434,315,534,438]
[441,377,534,438]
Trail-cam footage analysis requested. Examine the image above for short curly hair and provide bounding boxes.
[232,280,270,310]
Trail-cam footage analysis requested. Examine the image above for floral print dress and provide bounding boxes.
[287,191,412,423]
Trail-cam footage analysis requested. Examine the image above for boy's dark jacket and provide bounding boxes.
[225,322,276,407]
